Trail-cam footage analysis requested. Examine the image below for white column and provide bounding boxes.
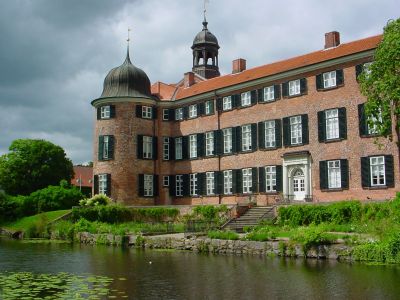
[304,162,310,199]
[283,163,288,199]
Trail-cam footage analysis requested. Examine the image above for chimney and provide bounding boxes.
[325,31,340,49]
[232,58,246,74]
[184,72,195,88]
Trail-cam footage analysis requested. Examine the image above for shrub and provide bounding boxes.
[79,194,111,207]
[291,226,337,254]
[207,230,239,240]
[192,205,229,224]
[245,226,277,241]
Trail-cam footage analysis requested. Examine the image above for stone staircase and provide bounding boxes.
[222,206,276,233]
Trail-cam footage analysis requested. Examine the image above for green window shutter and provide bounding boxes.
[258,121,265,149]
[182,136,189,159]
[152,137,158,160]
[251,123,258,151]
[198,102,205,116]
[235,126,242,152]
[209,100,215,114]
[301,114,309,145]
[98,136,104,160]
[258,167,266,193]
[276,166,283,192]
[169,109,175,121]
[216,171,223,195]
[108,135,115,159]
[316,74,323,90]
[106,174,111,197]
[97,107,101,120]
[170,138,175,160]
[232,169,238,194]
[274,85,281,100]
[214,130,222,155]
[94,175,99,194]
[251,167,258,193]
[317,111,326,142]
[282,82,288,97]
[250,90,257,105]
[197,173,206,195]
[338,107,347,139]
[355,64,363,80]
[231,127,238,153]
[153,175,159,196]
[136,105,142,118]
[275,119,282,148]
[232,94,240,108]
[197,133,204,157]
[138,174,144,197]
[319,161,328,190]
[340,159,349,189]
[137,135,144,159]
[385,155,394,187]
[152,107,157,119]
[300,78,307,95]
[282,117,290,146]
[217,98,223,111]
[110,105,116,118]
[169,176,176,197]
[236,169,243,194]
[257,89,264,102]
[182,174,190,196]
[183,106,189,119]
[336,69,344,86]
[358,104,367,136]
[361,157,371,188]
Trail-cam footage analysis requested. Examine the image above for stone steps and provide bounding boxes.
[222,206,275,232]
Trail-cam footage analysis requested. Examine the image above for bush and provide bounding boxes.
[245,227,277,241]
[291,226,337,254]
[207,230,239,240]
[79,194,111,207]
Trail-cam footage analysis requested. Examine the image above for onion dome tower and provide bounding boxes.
[191,16,220,79]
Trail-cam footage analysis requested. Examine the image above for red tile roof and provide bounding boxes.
[71,166,93,188]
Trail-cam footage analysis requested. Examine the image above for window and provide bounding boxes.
[142,106,152,119]
[265,166,276,192]
[205,132,214,156]
[265,120,276,148]
[363,62,372,76]
[103,136,109,159]
[223,128,233,153]
[326,109,339,140]
[370,156,385,186]
[163,176,169,187]
[144,175,154,196]
[100,106,110,119]
[163,137,169,160]
[189,134,197,158]
[242,124,252,151]
[289,79,300,96]
[264,86,274,101]
[242,168,252,194]
[189,104,197,118]
[368,110,382,135]
[223,96,232,110]
[290,116,302,145]
[206,172,215,195]
[223,170,233,195]
[163,109,169,121]
[241,92,251,106]
[190,173,198,196]
[175,137,182,160]
[205,101,214,115]
[143,136,153,159]
[176,175,183,196]
[328,160,341,188]
[323,71,336,88]
[98,174,107,195]
[175,108,183,121]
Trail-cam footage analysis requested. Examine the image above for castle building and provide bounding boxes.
[91,19,398,206]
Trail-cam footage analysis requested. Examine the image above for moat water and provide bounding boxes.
[1,237,400,299]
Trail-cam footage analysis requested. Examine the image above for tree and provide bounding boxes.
[0,139,74,195]
[359,18,400,160]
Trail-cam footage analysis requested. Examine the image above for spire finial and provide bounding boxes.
[202,0,209,29]
[126,28,131,62]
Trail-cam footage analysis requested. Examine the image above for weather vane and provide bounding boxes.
[127,28,131,44]
[203,0,209,21]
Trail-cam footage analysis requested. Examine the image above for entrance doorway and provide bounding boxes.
[292,168,306,201]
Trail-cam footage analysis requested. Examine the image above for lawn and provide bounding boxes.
[3,210,71,231]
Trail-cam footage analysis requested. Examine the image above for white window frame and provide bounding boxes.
[288,79,300,96]
[367,110,382,135]
[325,109,339,140]
[98,174,107,195]
[163,176,169,187]
[175,108,183,121]
[100,106,110,119]
[143,136,153,159]
[175,137,182,160]
[242,168,252,194]
[205,132,214,156]
[205,101,213,115]
[176,175,183,196]
[370,156,385,186]
[142,106,153,119]
[223,170,233,195]
[189,134,197,158]
[223,128,233,153]
[162,109,169,121]
[144,174,154,196]
[242,124,252,151]
[190,173,198,196]
[327,160,341,189]
[206,172,215,195]
[264,120,276,148]
[265,166,276,192]
[241,91,251,106]
[103,136,109,159]
[223,96,232,110]
[163,137,169,160]
[264,86,274,102]
[364,62,373,76]
[323,71,337,88]
[189,104,198,118]
[290,116,302,145]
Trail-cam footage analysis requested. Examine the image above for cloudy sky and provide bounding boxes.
[0,0,397,164]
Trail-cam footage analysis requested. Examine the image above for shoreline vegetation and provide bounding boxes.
[1,193,400,265]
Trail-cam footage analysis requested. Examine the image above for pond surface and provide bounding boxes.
[1,237,400,299]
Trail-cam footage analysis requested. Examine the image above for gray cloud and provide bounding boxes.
[0,0,398,164]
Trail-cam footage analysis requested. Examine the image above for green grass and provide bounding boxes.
[3,210,70,231]
[207,230,239,240]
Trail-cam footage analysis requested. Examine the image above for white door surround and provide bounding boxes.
[282,152,312,201]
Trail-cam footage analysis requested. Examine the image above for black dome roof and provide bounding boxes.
[101,50,152,99]
[192,21,219,48]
